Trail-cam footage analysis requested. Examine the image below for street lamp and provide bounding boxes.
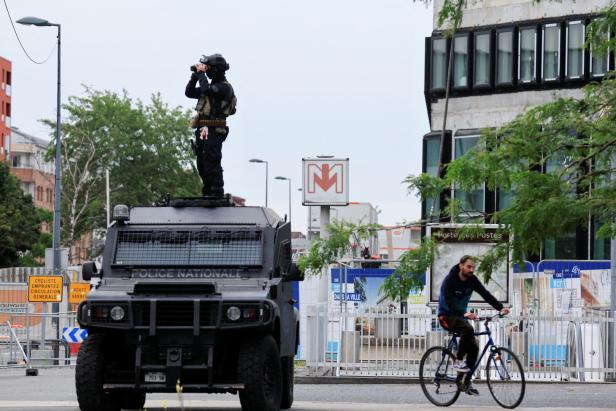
[249,158,268,207]
[275,176,291,224]
[17,15,62,364]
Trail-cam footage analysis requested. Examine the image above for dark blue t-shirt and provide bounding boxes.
[437,264,503,317]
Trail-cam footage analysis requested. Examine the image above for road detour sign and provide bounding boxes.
[69,283,91,304]
[28,275,63,302]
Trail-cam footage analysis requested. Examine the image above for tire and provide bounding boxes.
[75,334,120,411]
[280,356,294,409]
[237,335,282,411]
[119,391,146,410]
[486,347,525,409]
[419,346,461,407]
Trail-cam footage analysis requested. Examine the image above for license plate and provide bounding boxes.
[144,372,166,383]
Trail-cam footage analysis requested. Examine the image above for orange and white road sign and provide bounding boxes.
[302,158,349,206]
[69,283,91,304]
[28,276,63,302]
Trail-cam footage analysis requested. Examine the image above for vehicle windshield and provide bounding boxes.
[113,229,263,267]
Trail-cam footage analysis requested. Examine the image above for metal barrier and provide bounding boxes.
[0,280,80,369]
[304,304,616,381]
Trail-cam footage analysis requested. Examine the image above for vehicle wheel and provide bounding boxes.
[237,335,282,411]
[75,334,120,411]
[280,356,294,409]
[486,347,525,409]
[419,346,461,407]
[119,391,146,410]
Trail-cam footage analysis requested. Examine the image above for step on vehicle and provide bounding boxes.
[76,196,302,411]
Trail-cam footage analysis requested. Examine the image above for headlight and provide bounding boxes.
[226,306,241,322]
[110,306,126,321]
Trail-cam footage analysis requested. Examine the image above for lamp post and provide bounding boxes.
[17,16,62,364]
[249,158,268,207]
[275,176,291,224]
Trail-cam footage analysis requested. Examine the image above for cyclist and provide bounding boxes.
[437,255,509,395]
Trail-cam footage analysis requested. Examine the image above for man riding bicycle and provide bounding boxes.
[437,255,509,395]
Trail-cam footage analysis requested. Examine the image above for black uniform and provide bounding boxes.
[185,71,235,196]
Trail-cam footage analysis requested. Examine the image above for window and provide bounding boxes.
[567,21,585,79]
[453,34,469,87]
[474,32,491,86]
[544,233,577,259]
[543,23,561,81]
[590,20,609,77]
[425,137,441,218]
[432,38,447,89]
[12,154,20,168]
[496,30,514,85]
[453,135,484,216]
[593,221,611,259]
[519,27,537,83]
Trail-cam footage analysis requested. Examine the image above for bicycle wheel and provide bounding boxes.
[486,346,525,409]
[419,346,461,407]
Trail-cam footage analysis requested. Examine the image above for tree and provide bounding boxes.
[301,1,616,300]
[43,87,201,253]
[0,162,40,268]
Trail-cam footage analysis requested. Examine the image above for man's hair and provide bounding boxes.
[459,255,474,264]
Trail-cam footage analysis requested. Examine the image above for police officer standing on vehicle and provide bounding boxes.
[185,54,236,197]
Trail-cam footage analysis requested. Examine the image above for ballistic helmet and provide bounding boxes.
[204,53,230,73]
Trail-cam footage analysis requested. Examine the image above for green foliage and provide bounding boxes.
[380,237,437,302]
[405,2,616,282]
[0,162,40,267]
[42,87,201,245]
[297,221,380,277]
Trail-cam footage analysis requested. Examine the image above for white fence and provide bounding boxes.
[304,304,616,382]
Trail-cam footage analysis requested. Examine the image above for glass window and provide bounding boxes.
[425,138,441,217]
[543,24,560,80]
[453,136,484,215]
[593,221,611,259]
[474,32,491,86]
[519,28,536,83]
[497,31,513,84]
[432,38,447,89]
[591,22,609,77]
[453,35,469,87]
[567,21,585,78]
[544,233,577,259]
[498,190,514,210]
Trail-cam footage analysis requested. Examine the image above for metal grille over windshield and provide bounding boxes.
[114,230,262,266]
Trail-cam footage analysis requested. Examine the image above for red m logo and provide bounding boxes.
[307,163,344,194]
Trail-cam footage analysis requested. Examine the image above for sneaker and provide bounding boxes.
[464,382,480,396]
[453,360,470,372]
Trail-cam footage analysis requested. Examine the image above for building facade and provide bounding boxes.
[423,0,612,260]
[0,57,11,162]
[9,127,55,212]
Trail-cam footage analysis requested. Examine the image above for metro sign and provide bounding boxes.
[302,158,349,206]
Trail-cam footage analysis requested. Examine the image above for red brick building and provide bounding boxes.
[0,57,11,161]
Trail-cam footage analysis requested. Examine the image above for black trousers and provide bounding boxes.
[439,315,478,372]
[195,130,225,196]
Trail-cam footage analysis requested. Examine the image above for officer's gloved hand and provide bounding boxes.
[191,72,199,81]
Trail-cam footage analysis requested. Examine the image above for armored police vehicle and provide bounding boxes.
[75,197,302,411]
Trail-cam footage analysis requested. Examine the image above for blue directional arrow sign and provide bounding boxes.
[62,327,88,343]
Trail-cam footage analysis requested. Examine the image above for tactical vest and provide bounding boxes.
[193,81,237,122]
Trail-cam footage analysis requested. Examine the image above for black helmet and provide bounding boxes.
[204,53,230,72]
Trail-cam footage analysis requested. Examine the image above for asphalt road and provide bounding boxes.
[0,367,614,411]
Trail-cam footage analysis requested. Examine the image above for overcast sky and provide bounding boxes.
[1,0,433,233]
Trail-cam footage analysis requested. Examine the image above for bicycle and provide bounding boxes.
[419,314,525,409]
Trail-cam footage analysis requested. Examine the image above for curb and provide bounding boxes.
[295,375,616,385]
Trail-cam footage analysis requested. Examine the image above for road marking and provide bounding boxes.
[0,400,613,411]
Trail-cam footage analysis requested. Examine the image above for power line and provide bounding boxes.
[3,0,56,64]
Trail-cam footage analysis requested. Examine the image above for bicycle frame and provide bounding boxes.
[435,316,506,384]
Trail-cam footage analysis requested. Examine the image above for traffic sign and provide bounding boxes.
[69,283,91,304]
[302,158,349,206]
[28,276,63,302]
[62,327,88,343]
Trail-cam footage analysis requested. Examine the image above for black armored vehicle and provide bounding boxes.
[76,198,302,411]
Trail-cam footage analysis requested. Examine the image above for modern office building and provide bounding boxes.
[422,0,611,260]
[0,57,11,162]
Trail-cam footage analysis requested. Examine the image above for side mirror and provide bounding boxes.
[82,262,98,281]
[283,263,304,282]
